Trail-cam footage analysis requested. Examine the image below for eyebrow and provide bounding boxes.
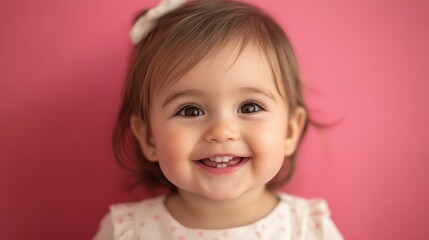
[162,89,205,108]
[238,86,276,101]
[161,86,276,108]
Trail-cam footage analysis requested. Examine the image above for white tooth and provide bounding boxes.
[221,156,229,162]
[209,157,215,161]
[214,157,222,163]
[221,163,227,168]
[216,164,222,168]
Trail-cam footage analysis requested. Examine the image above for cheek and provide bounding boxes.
[152,122,197,161]
[151,123,197,184]
[249,115,287,143]
[245,116,287,161]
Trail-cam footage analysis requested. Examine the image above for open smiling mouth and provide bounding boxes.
[198,156,249,168]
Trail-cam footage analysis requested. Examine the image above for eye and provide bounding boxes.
[177,105,204,117]
[238,102,263,114]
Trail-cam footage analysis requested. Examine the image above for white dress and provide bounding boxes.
[93,193,343,240]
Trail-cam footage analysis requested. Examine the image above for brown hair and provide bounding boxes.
[113,0,309,193]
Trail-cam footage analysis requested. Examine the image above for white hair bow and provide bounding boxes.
[130,0,186,44]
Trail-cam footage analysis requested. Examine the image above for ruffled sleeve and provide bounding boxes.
[304,199,344,240]
[109,203,138,240]
[92,213,113,240]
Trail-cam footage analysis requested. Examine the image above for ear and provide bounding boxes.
[285,106,308,156]
[130,115,158,162]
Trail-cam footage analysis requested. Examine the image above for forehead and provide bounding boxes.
[185,42,267,82]
[159,40,282,96]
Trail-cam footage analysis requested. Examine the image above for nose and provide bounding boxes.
[203,117,239,143]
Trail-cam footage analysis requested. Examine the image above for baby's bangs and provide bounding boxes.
[145,0,283,98]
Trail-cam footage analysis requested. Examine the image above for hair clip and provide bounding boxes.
[130,0,186,44]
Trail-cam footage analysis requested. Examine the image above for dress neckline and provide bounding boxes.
[156,192,288,231]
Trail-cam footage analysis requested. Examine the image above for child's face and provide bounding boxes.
[141,41,293,201]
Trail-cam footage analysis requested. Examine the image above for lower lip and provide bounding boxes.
[194,158,250,175]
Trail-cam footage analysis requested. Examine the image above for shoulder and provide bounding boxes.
[276,192,344,240]
[93,212,114,240]
[93,195,166,240]
[109,195,165,224]
[277,192,331,216]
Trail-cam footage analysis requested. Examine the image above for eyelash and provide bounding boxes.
[175,101,266,117]
[238,101,265,114]
[176,104,205,117]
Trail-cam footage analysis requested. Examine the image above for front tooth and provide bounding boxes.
[221,163,227,168]
[221,156,232,162]
[214,156,222,163]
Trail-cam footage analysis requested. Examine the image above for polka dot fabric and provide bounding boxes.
[93,193,343,240]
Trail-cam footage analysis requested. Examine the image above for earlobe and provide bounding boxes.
[130,115,158,162]
[285,106,308,156]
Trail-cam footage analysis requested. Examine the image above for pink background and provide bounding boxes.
[1,0,428,239]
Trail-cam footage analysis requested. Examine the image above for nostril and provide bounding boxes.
[202,117,240,143]
[203,127,239,143]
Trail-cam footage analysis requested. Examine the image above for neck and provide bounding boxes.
[165,187,279,229]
